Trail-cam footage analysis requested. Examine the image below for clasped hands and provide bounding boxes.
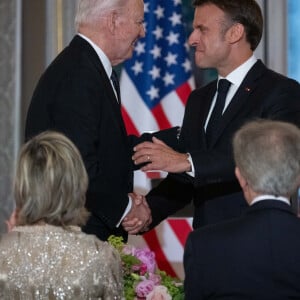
[122,192,152,235]
[122,137,191,235]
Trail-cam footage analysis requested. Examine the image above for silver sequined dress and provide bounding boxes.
[0,224,123,299]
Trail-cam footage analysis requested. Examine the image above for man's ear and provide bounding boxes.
[107,10,118,34]
[235,167,247,189]
[227,23,244,44]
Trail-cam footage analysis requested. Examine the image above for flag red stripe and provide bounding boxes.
[143,229,178,278]
[121,106,139,135]
[167,219,192,248]
[152,103,172,130]
[176,82,192,105]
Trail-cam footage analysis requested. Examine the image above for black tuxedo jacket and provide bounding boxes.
[147,60,300,229]
[184,200,300,300]
[25,35,178,240]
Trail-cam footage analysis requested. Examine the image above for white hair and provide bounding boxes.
[75,0,127,30]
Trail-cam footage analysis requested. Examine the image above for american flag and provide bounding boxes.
[120,0,195,189]
[120,0,194,279]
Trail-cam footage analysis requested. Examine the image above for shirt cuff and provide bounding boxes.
[186,152,195,177]
[116,196,132,227]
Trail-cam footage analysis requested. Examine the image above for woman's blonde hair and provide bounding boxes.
[14,131,89,227]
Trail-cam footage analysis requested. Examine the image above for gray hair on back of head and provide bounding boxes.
[233,119,300,196]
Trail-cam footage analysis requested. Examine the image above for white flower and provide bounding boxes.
[146,285,172,300]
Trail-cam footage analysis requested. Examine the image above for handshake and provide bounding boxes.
[121,136,192,235]
[122,192,152,235]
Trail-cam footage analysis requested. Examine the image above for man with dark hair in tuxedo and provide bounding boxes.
[126,0,300,233]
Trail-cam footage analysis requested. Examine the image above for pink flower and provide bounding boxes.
[148,273,161,285]
[146,286,172,300]
[140,263,148,275]
[122,244,136,255]
[108,235,184,299]
[132,263,147,275]
[135,279,155,298]
[134,248,156,274]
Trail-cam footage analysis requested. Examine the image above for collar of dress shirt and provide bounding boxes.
[205,55,258,129]
[77,33,112,79]
[251,194,290,206]
[222,55,257,87]
[219,55,257,110]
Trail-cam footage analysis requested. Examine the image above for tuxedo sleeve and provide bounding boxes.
[146,173,194,229]
[128,126,180,149]
[128,126,180,170]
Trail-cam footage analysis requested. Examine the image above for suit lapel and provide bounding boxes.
[200,82,217,127]
[98,64,125,133]
[73,36,128,138]
[209,60,267,146]
[191,81,217,146]
[96,61,128,138]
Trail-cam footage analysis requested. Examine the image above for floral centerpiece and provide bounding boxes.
[108,235,184,300]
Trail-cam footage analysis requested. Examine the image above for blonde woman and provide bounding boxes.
[0,131,123,299]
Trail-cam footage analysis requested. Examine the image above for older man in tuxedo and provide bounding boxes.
[25,0,179,241]
[184,120,300,299]
[126,0,300,233]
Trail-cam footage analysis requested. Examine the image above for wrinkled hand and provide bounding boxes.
[132,137,191,173]
[122,193,152,235]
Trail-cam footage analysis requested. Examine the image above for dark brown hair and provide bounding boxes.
[192,0,263,50]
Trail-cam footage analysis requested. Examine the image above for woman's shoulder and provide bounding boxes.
[77,231,121,262]
[0,230,20,250]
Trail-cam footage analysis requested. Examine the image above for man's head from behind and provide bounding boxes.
[233,120,300,203]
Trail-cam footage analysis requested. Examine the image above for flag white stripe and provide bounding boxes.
[155,219,186,279]
[121,71,160,132]
[188,76,196,90]
[160,91,185,126]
